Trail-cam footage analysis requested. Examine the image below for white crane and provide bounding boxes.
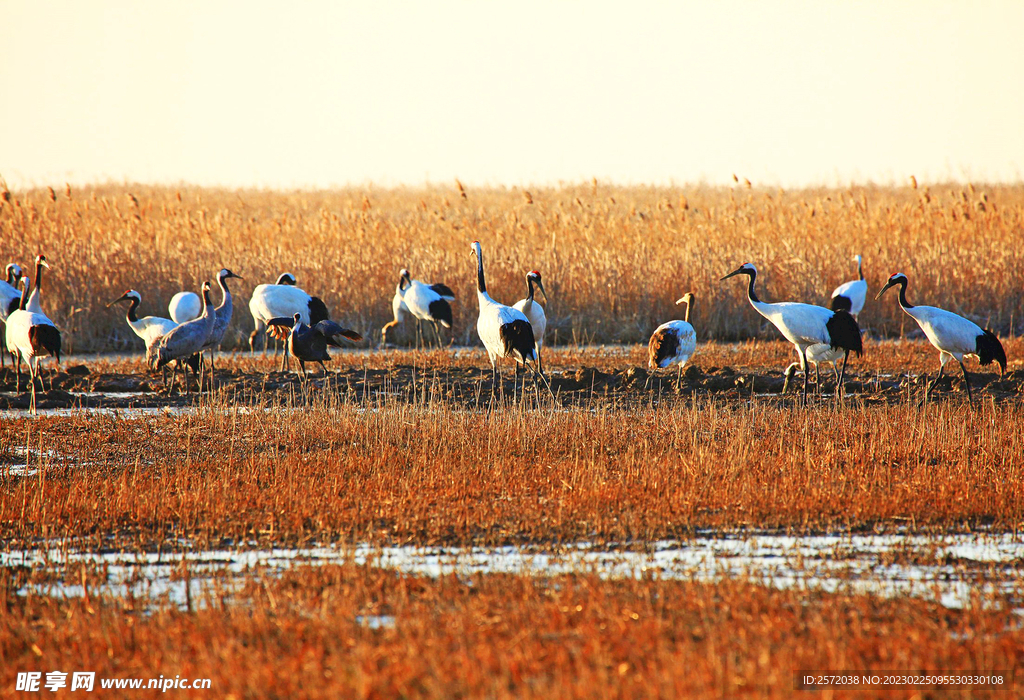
[168,289,202,324]
[107,289,177,369]
[249,275,330,370]
[1,263,24,368]
[471,241,550,396]
[201,268,243,372]
[831,254,868,317]
[381,269,455,348]
[647,292,697,390]
[25,255,49,315]
[875,272,1006,402]
[267,312,363,385]
[721,263,862,402]
[512,271,548,372]
[153,282,215,394]
[5,277,61,414]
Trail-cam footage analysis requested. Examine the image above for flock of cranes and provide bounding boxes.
[0,244,1010,412]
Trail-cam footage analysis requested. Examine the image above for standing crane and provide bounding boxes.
[1,263,24,368]
[381,269,454,348]
[201,268,243,372]
[471,241,550,396]
[721,263,862,403]
[875,272,1006,402]
[831,254,868,317]
[512,271,548,372]
[248,274,329,370]
[266,312,363,385]
[107,289,177,370]
[5,277,61,414]
[647,292,697,390]
[153,282,215,394]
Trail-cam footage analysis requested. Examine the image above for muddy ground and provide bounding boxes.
[1,340,1021,411]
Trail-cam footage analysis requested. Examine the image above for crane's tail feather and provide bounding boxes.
[976,330,1007,373]
[648,328,679,369]
[29,325,61,362]
[500,319,537,363]
[429,283,455,300]
[826,310,863,356]
[428,298,453,328]
[830,295,853,313]
[314,320,363,346]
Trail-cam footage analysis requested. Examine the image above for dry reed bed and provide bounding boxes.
[2,182,1022,353]
[2,396,1022,548]
[2,564,1021,699]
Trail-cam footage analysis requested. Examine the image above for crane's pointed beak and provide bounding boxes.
[39,259,50,270]
[720,267,745,281]
[675,297,687,305]
[105,295,127,308]
[874,282,894,300]
[536,280,548,303]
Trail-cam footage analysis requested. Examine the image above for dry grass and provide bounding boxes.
[2,390,1023,548]
[2,564,1021,699]
[2,182,1022,353]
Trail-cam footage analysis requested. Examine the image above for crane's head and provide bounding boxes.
[5,263,23,285]
[35,254,49,270]
[218,268,244,281]
[526,270,547,301]
[275,272,296,286]
[471,241,482,258]
[720,262,757,281]
[874,272,908,300]
[106,289,141,307]
[675,292,695,306]
[852,254,863,265]
[400,268,411,280]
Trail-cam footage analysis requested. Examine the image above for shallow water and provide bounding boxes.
[3,532,1021,613]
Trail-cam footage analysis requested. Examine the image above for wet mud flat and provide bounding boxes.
[1,353,1022,412]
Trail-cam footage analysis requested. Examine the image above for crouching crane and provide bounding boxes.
[647,292,697,390]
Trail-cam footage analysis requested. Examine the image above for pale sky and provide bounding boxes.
[2,1,1022,191]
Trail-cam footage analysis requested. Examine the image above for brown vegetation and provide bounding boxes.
[1,183,1022,352]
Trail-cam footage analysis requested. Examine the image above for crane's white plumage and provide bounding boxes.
[1,263,23,321]
[381,269,454,347]
[512,270,548,372]
[722,263,862,401]
[5,277,61,414]
[830,254,868,317]
[876,272,1006,402]
[107,289,177,366]
[648,292,697,388]
[25,255,49,316]
[169,291,202,324]
[471,241,550,394]
[249,278,329,351]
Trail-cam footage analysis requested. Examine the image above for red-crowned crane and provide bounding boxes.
[381,268,455,348]
[248,274,329,371]
[1,263,25,368]
[201,268,243,372]
[875,272,1006,402]
[107,289,177,369]
[831,254,868,318]
[721,263,862,403]
[647,292,697,390]
[154,282,215,394]
[267,312,363,386]
[512,271,548,373]
[5,277,61,414]
[471,241,550,396]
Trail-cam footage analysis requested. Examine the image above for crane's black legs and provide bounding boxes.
[836,351,850,400]
[432,321,443,349]
[924,363,945,402]
[801,348,810,406]
[15,352,22,393]
[957,360,973,403]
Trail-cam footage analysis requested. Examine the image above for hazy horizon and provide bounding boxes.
[2,1,1022,192]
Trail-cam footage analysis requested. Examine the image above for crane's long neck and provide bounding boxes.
[895,280,913,309]
[125,297,140,323]
[476,250,487,294]
[217,275,232,310]
[526,277,535,302]
[34,260,44,297]
[684,299,692,324]
[857,257,864,281]
[202,287,213,320]
[18,278,30,310]
[744,271,761,304]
